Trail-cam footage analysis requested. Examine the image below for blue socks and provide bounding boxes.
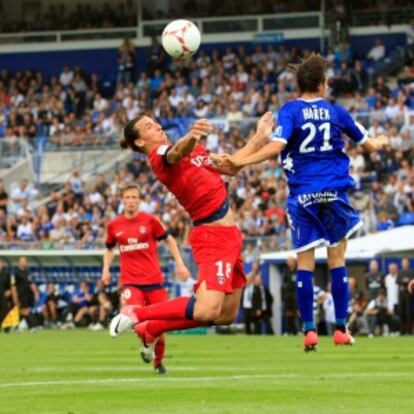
[296,270,315,331]
[330,266,349,327]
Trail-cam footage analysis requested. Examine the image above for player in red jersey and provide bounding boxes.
[109,112,273,356]
[102,183,190,374]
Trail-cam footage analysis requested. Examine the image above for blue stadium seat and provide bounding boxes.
[397,213,414,226]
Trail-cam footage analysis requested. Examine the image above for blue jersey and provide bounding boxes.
[272,98,367,195]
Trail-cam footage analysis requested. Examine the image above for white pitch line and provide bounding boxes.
[0,372,411,389]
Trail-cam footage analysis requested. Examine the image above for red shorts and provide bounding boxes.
[189,225,246,294]
[121,285,168,307]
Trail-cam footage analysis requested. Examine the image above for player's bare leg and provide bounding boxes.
[193,281,226,322]
[327,240,355,346]
[297,248,319,352]
[214,288,243,325]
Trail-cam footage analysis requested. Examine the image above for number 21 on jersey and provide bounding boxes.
[300,122,332,153]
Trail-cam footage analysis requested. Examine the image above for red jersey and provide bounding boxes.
[148,144,227,222]
[106,213,168,286]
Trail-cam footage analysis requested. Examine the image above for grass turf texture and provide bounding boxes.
[0,331,413,414]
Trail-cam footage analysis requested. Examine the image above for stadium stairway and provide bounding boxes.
[0,158,34,189]
[38,149,132,185]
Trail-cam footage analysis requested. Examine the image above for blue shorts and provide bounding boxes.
[286,191,362,253]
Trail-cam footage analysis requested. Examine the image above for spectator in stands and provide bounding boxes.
[59,66,74,87]
[366,260,384,301]
[147,36,165,75]
[367,38,386,61]
[10,178,30,214]
[350,60,368,93]
[385,263,401,334]
[117,38,136,86]
[332,61,352,96]
[406,18,414,59]
[0,180,8,214]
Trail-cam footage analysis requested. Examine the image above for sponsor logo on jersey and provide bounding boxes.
[191,154,213,168]
[120,242,149,252]
[116,231,124,237]
[297,191,339,207]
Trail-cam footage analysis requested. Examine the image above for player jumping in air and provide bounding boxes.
[102,184,191,374]
[213,54,389,351]
[109,113,273,357]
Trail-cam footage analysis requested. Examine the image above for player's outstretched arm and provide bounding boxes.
[166,119,213,164]
[210,112,276,174]
[101,248,115,285]
[164,235,191,281]
[233,112,275,161]
[230,140,285,168]
[361,135,390,153]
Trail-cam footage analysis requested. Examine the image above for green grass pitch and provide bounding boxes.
[0,331,413,414]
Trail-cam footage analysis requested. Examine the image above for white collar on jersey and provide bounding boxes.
[297,98,323,102]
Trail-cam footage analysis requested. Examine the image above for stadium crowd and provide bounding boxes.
[1,39,414,251]
[1,35,414,334]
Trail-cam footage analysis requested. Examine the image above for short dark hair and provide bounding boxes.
[120,113,148,152]
[120,183,140,196]
[289,54,329,94]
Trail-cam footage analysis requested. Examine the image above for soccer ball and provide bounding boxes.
[161,19,201,59]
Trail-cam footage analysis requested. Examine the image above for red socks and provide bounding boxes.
[154,334,165,366]
[137,319,204,341]
[133,297,192,321]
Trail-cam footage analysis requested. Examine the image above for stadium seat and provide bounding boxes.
[397,213,414,226]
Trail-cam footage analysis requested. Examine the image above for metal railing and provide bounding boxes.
[0,27,139,45]
[350,8,414,27]
[0,12,322,45]
[0,139,26,169]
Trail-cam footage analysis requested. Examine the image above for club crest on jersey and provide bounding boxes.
[122,289,132,300]
[217,275,225,285]
[282,153,295,173]
[139,226,147,234]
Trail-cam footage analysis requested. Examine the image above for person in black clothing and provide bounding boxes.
[398,258,414,334]
[281,256,299,334]
[0,179,8,214]
[365,259,384,301]
[11,256,39,329]
[366,289,391,336]
[117,38,136,85]
[252,273,274,335]
[242,262,260,335]
[147,36,165,75]
[0,260,14,327]
[350,60,368,93]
